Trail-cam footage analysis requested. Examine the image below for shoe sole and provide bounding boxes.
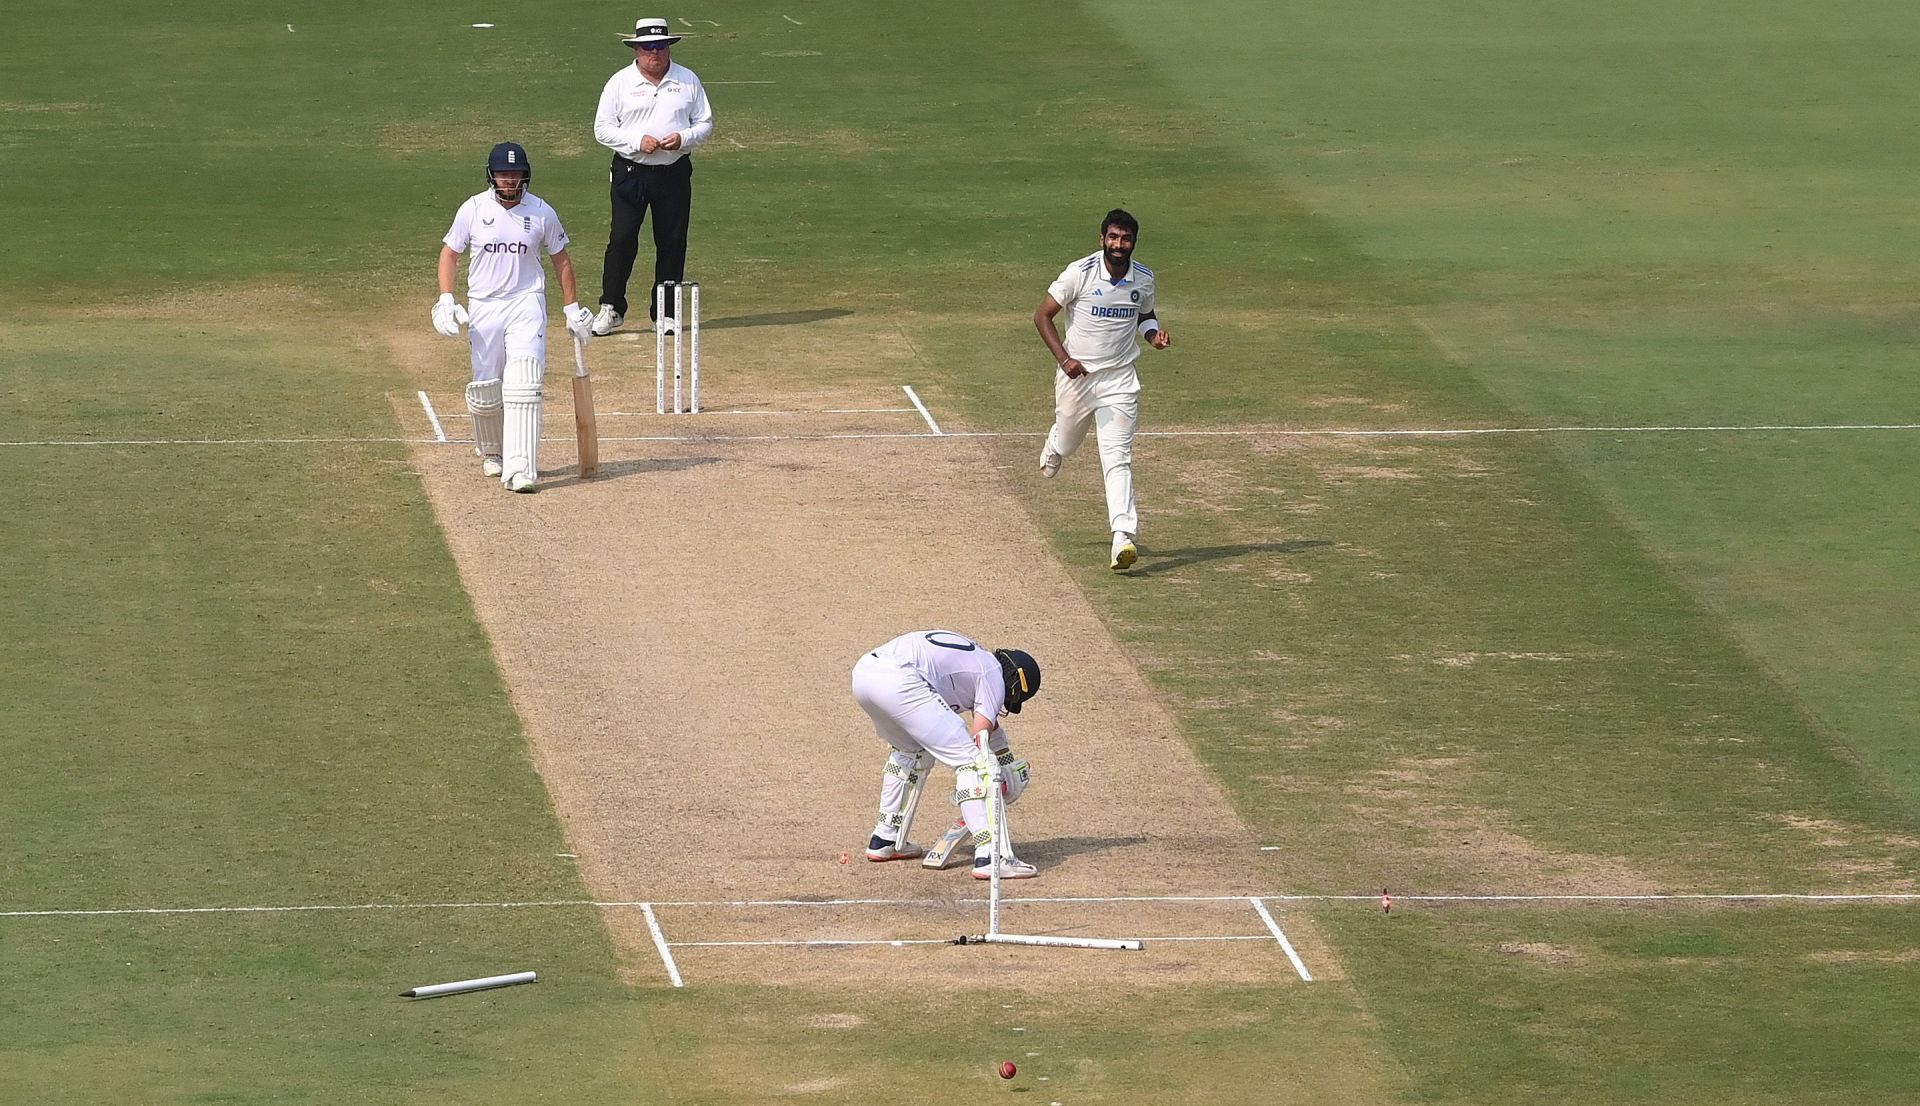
[865,849,924,862]
[1110,546,1137,571]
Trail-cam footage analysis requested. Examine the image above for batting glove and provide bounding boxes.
[432,293,469,338]
[564,302,596,344]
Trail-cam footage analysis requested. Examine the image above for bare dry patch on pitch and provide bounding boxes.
[1496,941,1586,965]
[379,116,589,159]
[1349,755,1668,895]
[60,283,337,331]
[1763,814,1920,891]
[1808,948,1920,965]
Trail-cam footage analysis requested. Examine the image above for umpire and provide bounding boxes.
[590,16,715,336]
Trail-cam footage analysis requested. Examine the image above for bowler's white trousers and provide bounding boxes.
[1046,361,1140,536]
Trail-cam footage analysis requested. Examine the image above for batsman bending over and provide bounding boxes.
[851,631,1041,880]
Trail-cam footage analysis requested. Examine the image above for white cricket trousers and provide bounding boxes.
[466,292,548,382]
[1046,362,1140,536]
[850,652,992,842]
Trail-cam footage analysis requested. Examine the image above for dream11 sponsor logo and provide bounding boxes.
[481,241,530,255]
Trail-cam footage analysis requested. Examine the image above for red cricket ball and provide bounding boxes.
[998,1061,1017,1080]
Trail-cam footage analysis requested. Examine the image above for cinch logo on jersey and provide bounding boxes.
[1089,305,1137,318]
[482,241,530,255]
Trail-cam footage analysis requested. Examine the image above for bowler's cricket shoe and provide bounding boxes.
[591,305,624,336]
[972,855,1039,880]
[865,834,924,862]
[482,455,504,478]
[1110,532,1137,572]
[1039,447,1062,478]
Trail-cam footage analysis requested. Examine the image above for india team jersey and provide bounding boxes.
[872,630,1008,720]
[443,191,569,302]
[1047,251,1158,373]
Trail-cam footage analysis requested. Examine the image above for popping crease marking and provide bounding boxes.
[6,892,1918,917]
[9,423,1920,449]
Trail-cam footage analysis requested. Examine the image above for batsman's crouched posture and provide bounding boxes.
[434,142,597,492]
[852,630,1042,880]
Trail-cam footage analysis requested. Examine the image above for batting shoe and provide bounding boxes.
[1110,532,1138,572]
[1039,447,1062,478]
[505,471,538,494]
[972,854,1039,880]
[481,455,503,478]
[864,834,925,862]
[590,305,623,336]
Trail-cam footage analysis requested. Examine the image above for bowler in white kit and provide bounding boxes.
[1033,208,1173,570]
[851,631,1042,879]
[433,142,597,491]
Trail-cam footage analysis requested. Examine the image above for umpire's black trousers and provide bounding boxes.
[600,155,694,321]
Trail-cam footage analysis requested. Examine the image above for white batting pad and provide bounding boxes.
[465,379,503,461]
[502,355,544,484]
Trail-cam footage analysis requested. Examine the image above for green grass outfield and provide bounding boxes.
[4,1,1917,1102]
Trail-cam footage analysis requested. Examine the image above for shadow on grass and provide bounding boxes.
[702,308,853,331]
[1131,539,1333,576]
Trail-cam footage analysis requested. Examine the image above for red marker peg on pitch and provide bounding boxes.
[1381,889,1393,914]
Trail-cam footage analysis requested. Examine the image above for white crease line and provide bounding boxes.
[416,391,447,443]
[11,418,1920,449]
[10,422,1920,450]
[6,892,1917,918]
[1250,897,1313,981]
[673,938,952,948]
[671,935,1269,948]
[708,80,777,85]
[641,903,685,988]
[902,384,944,435]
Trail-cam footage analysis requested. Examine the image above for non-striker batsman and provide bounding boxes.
[433,142,597,491]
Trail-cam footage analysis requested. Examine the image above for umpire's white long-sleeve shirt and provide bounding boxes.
[594,61,714,163]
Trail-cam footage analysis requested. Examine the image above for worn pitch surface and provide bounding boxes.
[408,384,1322,987]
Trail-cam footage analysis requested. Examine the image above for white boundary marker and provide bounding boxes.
[901,384,944,435]
[416,391,447,443]
[640,903,684,988]
[1250,897,1314,981]
[9,422,1920,451]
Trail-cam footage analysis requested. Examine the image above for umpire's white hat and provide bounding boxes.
[621,18,682,46]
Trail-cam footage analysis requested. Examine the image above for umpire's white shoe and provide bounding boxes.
[972,855,1039,880]
[481,455,503,478]
[1039,447,1062,478]
[864,834,924,862]
[590,305,623,336]
[1110,532,1138,572]
[505,471,538,493]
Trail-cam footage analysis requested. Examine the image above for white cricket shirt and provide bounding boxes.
[594,61,715,164]
[1047,251,1158,373]
[871,630,1009,720]
[442,191,570,302]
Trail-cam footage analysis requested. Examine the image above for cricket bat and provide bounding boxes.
[571,338,599,477]
[921,817,971,869]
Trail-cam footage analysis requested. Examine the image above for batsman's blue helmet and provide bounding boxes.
[995,648,1042,714]
[487,142,531,177]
